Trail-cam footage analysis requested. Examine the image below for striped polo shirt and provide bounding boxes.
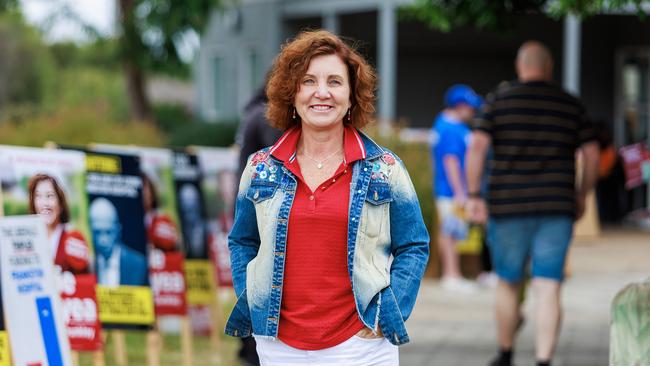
[473,80,596,218]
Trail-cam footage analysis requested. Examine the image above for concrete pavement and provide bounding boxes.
[401,229,650,366]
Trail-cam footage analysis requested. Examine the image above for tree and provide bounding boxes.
[117,0,220,123]
[0,12,55,115]
[22,0,220,123]
[0,0,18,12]
[403,0,647,32]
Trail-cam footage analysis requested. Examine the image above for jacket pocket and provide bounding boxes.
[246,181,278,204]
[363,182,392,238]
[366,182,392,205]
[225,289,252,338]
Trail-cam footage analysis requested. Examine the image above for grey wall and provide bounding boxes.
[197,1,282,121]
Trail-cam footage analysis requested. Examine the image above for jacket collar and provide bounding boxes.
[357,130,384,160]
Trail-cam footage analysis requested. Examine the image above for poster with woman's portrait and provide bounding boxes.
[194,146,238,288]
[92,144,187,316]
[0,145,102,351]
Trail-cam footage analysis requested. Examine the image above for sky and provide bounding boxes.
[20,0,116,43]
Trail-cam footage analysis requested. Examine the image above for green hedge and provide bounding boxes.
[0,106,166,147]
[365,125,439,276]
[165,120,238,148]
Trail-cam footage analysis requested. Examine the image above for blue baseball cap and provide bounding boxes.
[444,84,483,109]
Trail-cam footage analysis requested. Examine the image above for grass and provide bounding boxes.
[77,292,242,365]
[76,329,242,366]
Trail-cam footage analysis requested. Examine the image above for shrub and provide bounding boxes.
[0,105,166,147]
[364,124,439,275]
[0,12,56,113]
[48,67,130,122]
[153,103,193,133]
[166,120,238,148]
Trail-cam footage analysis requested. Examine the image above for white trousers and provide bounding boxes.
[254,335,399,366]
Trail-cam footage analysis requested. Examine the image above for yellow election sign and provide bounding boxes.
[96,286,155,325]
[184,260,216,305]
[0,331,10,366]
[86,154,121,173]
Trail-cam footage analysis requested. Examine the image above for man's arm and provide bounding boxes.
[443,155,466,206]
[575,141,599,220]
[465,131,492,224]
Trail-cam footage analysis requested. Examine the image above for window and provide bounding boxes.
[250,50,261,90]
[620,55,649,145]
[213,57,224,114]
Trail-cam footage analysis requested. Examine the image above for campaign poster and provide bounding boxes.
[0,215,72,366]
[84,151,156,327]
[619,143,650,189]
[194,147,237,288]
[0,145,102,351]
[0,281,8,366]
[173,151,216,314]
[93,145,188,316]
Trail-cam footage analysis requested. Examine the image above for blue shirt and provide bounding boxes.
[430,112,470,198]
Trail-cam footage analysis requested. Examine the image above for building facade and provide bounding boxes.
[195,0,650,216]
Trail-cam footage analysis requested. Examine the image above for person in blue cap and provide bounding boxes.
[430,84,483,293]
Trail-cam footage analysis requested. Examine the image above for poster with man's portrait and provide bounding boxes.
[0,145,102,350]
[174,150,214,332]
[84,151,155,327]
[173,151,209,260]
[93,145,187,316]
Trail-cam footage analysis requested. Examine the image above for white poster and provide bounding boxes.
[0,215,72,366]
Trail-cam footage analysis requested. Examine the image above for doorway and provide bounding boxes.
[614,48,650,213]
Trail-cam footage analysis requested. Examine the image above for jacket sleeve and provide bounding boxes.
[228,155,261,297]
[388,157,430,321]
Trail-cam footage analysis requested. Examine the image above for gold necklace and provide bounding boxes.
[300,148,342,169]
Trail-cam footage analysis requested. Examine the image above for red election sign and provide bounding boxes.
[59,273,102,351]
[619,143,650,189]
[149,249,188,315]
[209,229,233,287]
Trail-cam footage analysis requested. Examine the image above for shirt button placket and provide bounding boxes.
[308,193,316,211]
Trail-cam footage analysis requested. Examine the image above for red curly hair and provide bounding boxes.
[266,29,376,130]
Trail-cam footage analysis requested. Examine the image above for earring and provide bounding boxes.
[346,109,351,123]
[292,108,296,120]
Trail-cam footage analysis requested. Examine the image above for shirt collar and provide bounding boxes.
[342,124,366,164]
[269,125,366,165]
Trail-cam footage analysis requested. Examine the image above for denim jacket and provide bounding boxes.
[225,130,429,346]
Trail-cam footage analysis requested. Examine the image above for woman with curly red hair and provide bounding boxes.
[226,30,429,365]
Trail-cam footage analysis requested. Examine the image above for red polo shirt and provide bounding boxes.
[269,125,367,350]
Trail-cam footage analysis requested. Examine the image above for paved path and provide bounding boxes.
[401,229,650,366]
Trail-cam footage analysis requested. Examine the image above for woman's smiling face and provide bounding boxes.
[294,54,351,131]
[34,179,61,228]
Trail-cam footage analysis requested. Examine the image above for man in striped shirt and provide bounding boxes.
[465,41,599,366]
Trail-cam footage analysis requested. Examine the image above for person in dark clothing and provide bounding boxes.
[466,41,599,366]
[236,86,283,181]
[234,84,282,366]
